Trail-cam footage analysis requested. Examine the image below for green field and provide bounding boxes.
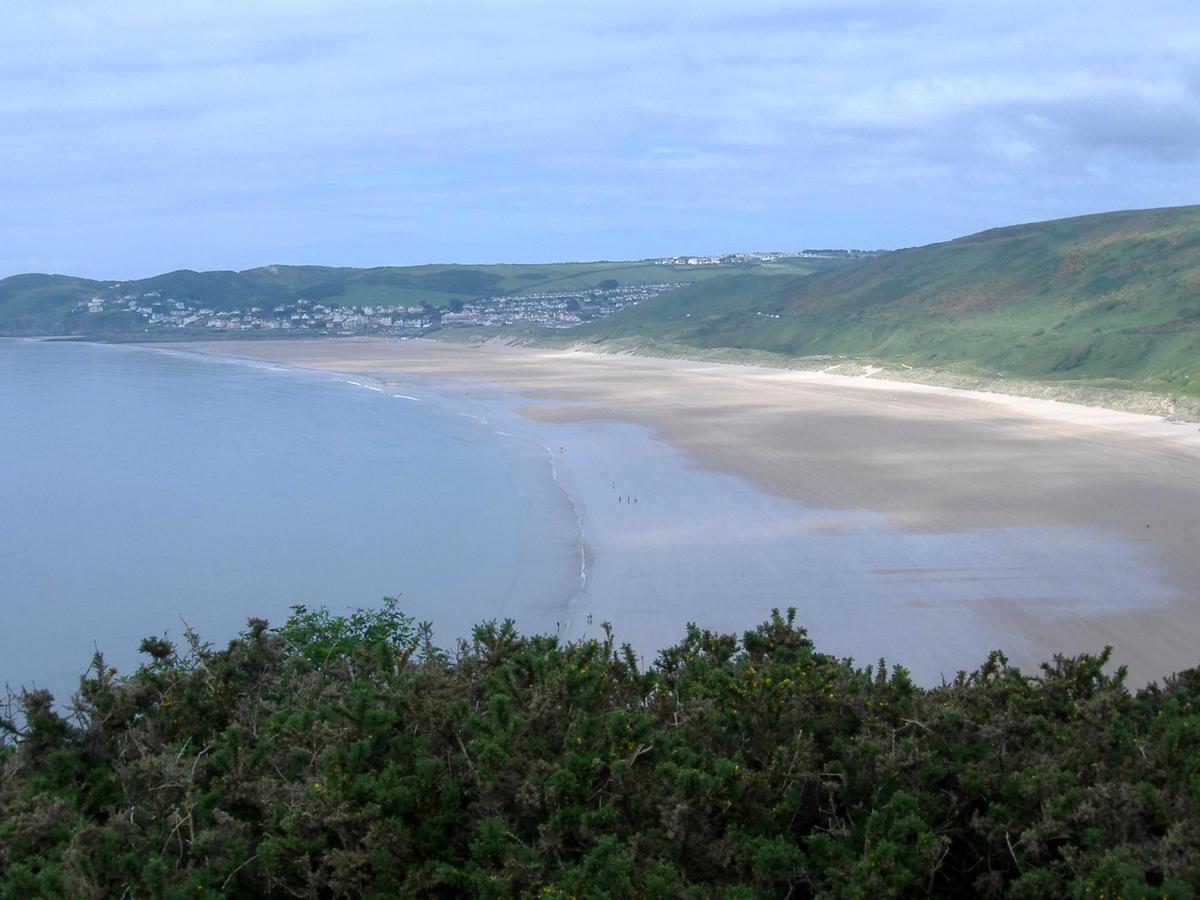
[583,205,1200,397]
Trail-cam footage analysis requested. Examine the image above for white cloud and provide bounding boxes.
[2,0,1199,276]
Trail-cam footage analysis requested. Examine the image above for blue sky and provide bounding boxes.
[4,0,1199,278]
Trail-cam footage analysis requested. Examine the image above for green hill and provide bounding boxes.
[0,257,832,336]
[0,273,116,334]
[585,205,1200,397]
[10,205,1199,398]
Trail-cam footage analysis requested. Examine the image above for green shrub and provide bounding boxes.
[1,604,1197,897]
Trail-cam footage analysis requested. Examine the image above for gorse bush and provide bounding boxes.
[1,600,1198,897]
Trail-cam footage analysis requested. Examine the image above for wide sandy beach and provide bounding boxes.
[174,338,1200,685]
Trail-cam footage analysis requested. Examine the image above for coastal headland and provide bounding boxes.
[172,337,1200,685]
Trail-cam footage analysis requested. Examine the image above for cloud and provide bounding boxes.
[2,0,1199,276]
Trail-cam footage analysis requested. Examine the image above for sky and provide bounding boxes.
[3,0,1199,279]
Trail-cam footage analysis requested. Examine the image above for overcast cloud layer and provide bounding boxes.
[4,0,1199,278]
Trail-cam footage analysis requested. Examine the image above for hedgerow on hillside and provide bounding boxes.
[2,600,1197,897]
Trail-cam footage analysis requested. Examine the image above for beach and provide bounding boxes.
[174,338,1200,685]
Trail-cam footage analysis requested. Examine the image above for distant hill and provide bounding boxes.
[0,257,839,337]
[584,205,1200,397]
[9,206,1199,398]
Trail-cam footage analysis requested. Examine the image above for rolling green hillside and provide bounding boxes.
[0,257,831,336]
[585,205,1200,396]
[9,205,1199,398]
[0,274,116,334]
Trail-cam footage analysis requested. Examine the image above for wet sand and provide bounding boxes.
[170,338,1200,685]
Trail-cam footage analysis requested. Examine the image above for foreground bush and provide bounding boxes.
[2,601,1198,898]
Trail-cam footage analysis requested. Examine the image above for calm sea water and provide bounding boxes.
[0,340,578,703]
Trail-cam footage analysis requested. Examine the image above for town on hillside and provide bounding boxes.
[74,283,681,336]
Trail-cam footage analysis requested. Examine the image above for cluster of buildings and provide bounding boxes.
[655,255,727,266]
[74,283,681,335]
[76,295,439,335]
[439,283,680,329]
[653,249,882,265]
[792,249,884,259]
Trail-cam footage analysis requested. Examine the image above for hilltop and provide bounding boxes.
[581,205,1200,398]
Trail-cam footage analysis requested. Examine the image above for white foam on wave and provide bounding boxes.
[340,377,385,393]
[539,442,589,630]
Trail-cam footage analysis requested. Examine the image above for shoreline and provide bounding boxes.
[547,339,1200,424]
[156,334,1200,449]
[386,375,1115,682]
[145,337,1200,685]
[22,331,1200,424]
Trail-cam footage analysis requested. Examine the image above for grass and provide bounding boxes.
[580,205,1200,398]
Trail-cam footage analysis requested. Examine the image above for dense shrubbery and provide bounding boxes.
[2,600,1198,897]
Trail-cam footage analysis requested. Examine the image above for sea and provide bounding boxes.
[0,339,579,705]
